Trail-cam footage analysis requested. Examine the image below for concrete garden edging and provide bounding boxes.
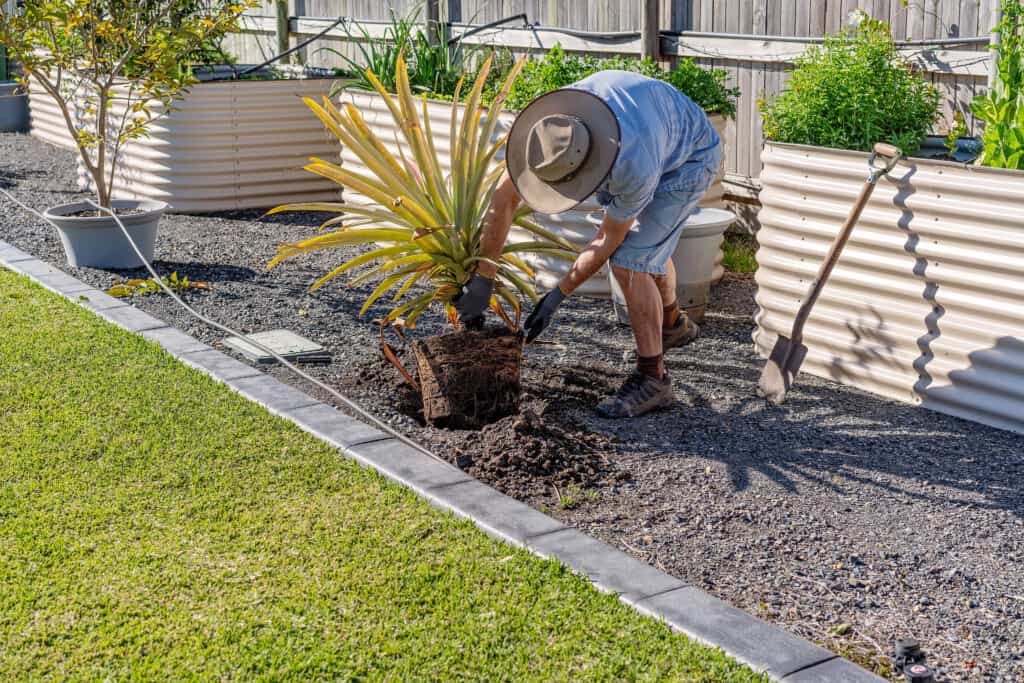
[755,142,1024,435]
[29,76,342,212]
[338,91,730,297]
[0,238,882,683]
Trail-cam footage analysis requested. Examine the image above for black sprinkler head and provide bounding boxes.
[903,662,935,683]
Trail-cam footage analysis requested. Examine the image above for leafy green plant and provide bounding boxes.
[496,45,738,117]
[760,13,940,155]
[326,6,468,99]
[970,0,1024,169]
[267,55,578,329]
[663,58,739,119]
[0,0,255,208]
[107,271,210,297]
[325,8,420,95]
[945,110,968,156]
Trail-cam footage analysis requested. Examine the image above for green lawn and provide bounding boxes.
[0,269,762,681]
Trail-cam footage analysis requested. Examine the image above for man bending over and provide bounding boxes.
[456,70,723,418]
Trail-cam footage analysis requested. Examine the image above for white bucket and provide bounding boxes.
[609,207,735,325]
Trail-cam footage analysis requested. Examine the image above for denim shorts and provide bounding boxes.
[608,162,719,276]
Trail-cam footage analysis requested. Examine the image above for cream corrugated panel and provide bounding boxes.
[27,77,77,149]
[755,141,1024,434]
[338,91,729,297]
[67,78,341,213]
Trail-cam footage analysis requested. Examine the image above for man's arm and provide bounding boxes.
[476,172,522,279]
[455,173,522,322]
[557,213,634,295]
[522,211,633,341]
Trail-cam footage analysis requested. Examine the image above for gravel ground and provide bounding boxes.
[3,132,1024,681]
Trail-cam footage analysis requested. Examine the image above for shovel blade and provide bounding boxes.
[758,335,808,404]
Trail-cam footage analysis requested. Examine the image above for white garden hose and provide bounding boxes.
[0,188,443,462]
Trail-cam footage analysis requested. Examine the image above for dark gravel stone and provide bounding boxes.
[3,132,1024,680]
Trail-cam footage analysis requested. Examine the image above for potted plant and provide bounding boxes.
[0,0,253,267]
[338,43,740,297]
[754,10,1024,434]
[266,54,577,429]
[0,37,28,132]
[17,3,342,214]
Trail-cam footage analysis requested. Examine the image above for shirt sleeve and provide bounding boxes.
[603,154,660,223]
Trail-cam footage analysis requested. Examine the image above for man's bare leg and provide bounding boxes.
[653,258,677,306]
[597,265,675,418]
[612,265,664,377]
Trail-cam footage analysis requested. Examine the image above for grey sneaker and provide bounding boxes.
[596,371,674,418]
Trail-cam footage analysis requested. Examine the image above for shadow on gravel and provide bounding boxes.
[541,343,1024,519]
[96,261,259,284]
[0,168,51,190]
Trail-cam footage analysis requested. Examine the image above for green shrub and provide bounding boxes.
[663,59,739,118]
[478,45,738,117]
[971,0,1024,169]
[760,14,940,155]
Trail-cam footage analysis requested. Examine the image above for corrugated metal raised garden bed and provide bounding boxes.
[755,141,1024,434]
[29,72,343,213]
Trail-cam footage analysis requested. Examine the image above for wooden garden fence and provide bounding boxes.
[226,1,1001,192]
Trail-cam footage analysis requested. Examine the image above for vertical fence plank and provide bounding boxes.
[889,0,909,39]
[958,0,980,39]
[811,0,827,35]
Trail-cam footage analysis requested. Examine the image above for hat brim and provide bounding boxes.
[506,89,620,215]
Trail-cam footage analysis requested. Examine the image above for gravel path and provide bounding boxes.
[3,132,1023,681]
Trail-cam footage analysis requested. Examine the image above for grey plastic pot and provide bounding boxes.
[0,81,29,132]
[45,199,166,269]
[609,207,735,325]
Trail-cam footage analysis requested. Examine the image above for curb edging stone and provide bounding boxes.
[0,240,882,682]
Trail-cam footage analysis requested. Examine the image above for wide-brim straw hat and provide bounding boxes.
[506,88,621,215]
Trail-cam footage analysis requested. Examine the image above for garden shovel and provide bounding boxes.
[758,142,902,405]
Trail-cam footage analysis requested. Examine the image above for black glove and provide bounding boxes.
[454,273,494,324]
[524,287,567,342]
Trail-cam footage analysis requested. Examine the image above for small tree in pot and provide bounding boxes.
[0,0,252,268]
[268,55,579,429]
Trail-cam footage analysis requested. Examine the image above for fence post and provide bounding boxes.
[426,0,441,45]
[987,3,1003,91]
[640,0,660,60]
[275,0,290,63]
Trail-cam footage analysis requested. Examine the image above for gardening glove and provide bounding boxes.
[455,272,494,326]
[524,286,567,343]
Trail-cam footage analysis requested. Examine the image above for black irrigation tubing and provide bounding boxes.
[238,15,348,77]
[448,14,531,46]
[253,14,988,48]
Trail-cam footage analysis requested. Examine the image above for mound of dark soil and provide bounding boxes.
[342,352,623,500]
[436,408,624,500]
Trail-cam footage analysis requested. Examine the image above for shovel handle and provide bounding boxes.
[787,151,888,344]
